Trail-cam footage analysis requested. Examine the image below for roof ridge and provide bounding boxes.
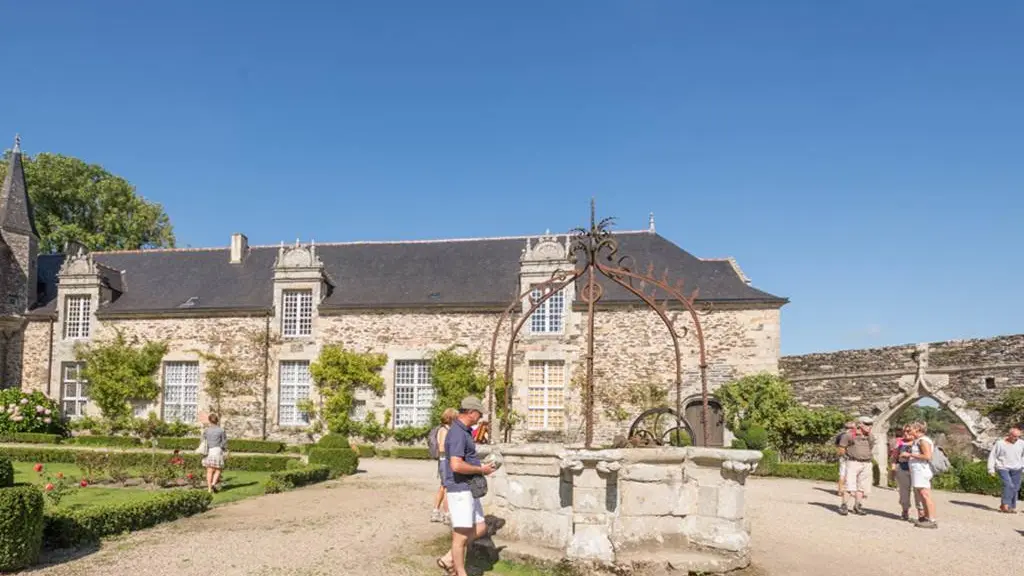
[55,230,658,255]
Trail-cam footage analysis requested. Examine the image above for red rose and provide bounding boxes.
[80,480,88,487]
[56,472,64,479]
[33,463,43,473]
[186,473,194,480]
[44,483,54,491]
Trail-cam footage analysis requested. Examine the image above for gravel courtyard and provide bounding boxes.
[28,459,1024,576]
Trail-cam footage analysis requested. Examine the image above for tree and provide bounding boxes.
[309,345,387,435]
[0,151,175,253]
[75,332,168,421]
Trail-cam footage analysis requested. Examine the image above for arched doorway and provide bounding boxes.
[684,396,725,447]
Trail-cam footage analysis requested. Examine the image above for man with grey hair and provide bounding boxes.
[838,416,875,516]
[437,396,495,576]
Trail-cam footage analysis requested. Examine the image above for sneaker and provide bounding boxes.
[915,519,938,529]
[853,504,867,516]
[430,509,442,523]
[838,504,849,516]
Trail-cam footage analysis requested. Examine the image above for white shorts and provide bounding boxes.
[911,466,933,489]
[838,459,847,479]
[446,490,485,529]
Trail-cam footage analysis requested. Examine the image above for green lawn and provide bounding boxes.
[14,462,271,507]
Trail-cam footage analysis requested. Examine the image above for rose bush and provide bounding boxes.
[0,390,66,436]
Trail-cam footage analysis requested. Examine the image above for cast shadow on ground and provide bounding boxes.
[220,480,259,492]
[36,542,101,569]
[949,500,996,512]
[1017,530,1024,537]
[807,501,902,520]
[464,515,508,576]
[812,487,839,497]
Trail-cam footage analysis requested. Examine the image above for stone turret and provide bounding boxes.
[0,135,39,315]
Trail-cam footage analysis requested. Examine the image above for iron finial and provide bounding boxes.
[649,212,656,233]
[12,134,20,154]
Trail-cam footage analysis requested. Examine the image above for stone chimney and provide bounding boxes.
[230,233,248,264]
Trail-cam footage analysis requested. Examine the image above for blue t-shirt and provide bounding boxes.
[443,419,480,492]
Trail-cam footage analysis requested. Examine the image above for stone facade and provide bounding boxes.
[483,444,761,573]
[782,334,1024,466]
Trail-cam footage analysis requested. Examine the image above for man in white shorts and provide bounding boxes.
[837,417,875,516]
[437,396,495,576]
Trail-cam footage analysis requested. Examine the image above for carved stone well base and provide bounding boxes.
[477,444,761,574]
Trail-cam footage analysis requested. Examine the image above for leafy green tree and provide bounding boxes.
[0,151,175,253]
[893,403,958,435]
[309,345,387,435]
[716,373,798,434]
[75,332,168,420]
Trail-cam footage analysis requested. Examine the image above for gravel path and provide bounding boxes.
[29,459,451,576]
[28,459,1024,576]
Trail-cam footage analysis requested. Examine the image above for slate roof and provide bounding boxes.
[29,231,786,317]
[0,148,39,237]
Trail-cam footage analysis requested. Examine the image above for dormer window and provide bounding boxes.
[282,289,313,338]
[529,286,564,334]
[63,295,91,340]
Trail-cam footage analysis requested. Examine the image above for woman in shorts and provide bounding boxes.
[431,408,458,523]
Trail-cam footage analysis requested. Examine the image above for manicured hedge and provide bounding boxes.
[1,446,298,472]
[70,435,141,449]
[0,433,63,445]
[756,449,881,486]
[0,484,45,570]
[155,437,200,451]
[227,439,285,454]
[152,437,285,454]
[355,444,375,457]
[308,448,359,477]
[316,434,350,449]
[265,465,331,493]
[44,490,212,548]
[0,455,12,488]
[390,446,432,460]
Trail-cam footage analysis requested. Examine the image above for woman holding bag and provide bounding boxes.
[199,413,228,493]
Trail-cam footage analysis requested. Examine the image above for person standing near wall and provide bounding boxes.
[891,425,924,521]
[987,425,1024,514]
[837,417,874,516]
[835,421,855,497]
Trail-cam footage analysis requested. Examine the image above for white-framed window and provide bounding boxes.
[63,295,91,340]
[529,286,564,334]
[282,289,314,338]
[394,360,433,427]
[60,362,89,418]
[162,362,199,423]
[350,399,367,421]
[279,360,312,426]
[528,360,565,430]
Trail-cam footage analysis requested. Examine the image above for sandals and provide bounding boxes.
[436,557,454,575]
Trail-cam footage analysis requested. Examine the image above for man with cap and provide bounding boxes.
[837,416,876,516]
[437,396,495,576]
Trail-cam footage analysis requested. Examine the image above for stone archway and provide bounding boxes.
[868,345,999,471]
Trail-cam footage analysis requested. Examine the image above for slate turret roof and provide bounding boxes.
[30,231,786,317]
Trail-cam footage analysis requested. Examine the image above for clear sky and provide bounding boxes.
[1,2,1021,355]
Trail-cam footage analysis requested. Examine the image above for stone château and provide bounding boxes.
[0,139,787,444]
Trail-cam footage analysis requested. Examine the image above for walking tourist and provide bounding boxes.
[835,421,855,497]
[891,425,923,521]
[837,416,874,516]
[903,421,938,528]
[431,408,459,523]
[200,413,228,493]
[987,425,1024,514]
[437,396,496,576]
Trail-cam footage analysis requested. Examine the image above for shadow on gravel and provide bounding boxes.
[949,500,996,512]
[807,501,900,520]
[36,542,101,568]
[812,487,838,497]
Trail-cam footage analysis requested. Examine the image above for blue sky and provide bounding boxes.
[1,2,1021,355]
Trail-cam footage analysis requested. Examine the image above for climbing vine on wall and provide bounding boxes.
[75,331,168,421]
[309,345,387,436]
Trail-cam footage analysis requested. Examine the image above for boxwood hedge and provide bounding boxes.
[44,490,212,548]
[265,465,331,493]
[0,445,298,472]
[0,484,45,570]
[69,435,141,449]
[308,448,358,477]
[389,446,431,460]
[0,455,12,488]
[0,433,63,445]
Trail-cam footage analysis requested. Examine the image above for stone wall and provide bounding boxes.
[782,334,1024,419]
[18,301,781,443]
[485,444,761,573]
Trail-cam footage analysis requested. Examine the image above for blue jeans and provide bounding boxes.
[997,468,1022,509]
